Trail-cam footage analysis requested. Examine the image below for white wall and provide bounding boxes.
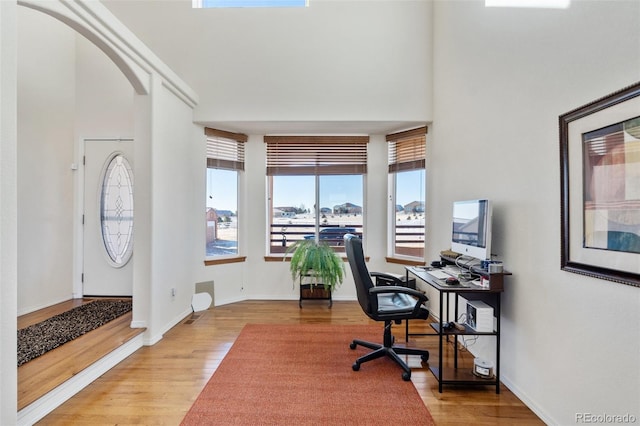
[431,1,640,424]
[1,1,18,422]
[137,79,201,342]
[17,7,76,313]
[101,0,434,126]
[75,35,134,138]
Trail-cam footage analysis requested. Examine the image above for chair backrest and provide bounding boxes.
[344,234,375,316]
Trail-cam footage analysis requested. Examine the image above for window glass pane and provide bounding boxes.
[206,168,238,257]
[393,169,425,258]
[270,175,315,253]
[319,175,363,252]
[269,174,364,254]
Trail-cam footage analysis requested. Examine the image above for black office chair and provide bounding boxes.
[344,234,430,381]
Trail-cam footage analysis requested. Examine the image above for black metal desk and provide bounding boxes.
[406,265,508,393]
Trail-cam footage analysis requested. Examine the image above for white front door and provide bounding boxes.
[83,139,134,296]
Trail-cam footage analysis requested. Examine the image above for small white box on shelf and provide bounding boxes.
[466,300,494,332]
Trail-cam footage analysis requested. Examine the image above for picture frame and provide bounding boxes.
[560,81,640,288]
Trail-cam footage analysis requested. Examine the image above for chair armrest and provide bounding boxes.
[369,285,428,303]
[368,286,428,318]
[369,272,404,286]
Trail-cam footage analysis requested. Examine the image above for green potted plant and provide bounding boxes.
[285,239,345,294]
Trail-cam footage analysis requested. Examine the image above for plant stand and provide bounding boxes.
[299,275,332,308]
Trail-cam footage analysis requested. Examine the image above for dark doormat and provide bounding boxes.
[17,299,132,367]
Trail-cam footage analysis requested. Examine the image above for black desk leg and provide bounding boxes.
[438,290,444,393]
[453,293,459,369]
[405,269,410,342]
[495,294,501,394]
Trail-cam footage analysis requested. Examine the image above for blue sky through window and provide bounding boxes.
[272,175,364,212]
[198,0,307,8]
[209,172,424,211]
[396,169,425,207]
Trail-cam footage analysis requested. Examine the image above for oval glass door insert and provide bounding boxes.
[100,154,134,266]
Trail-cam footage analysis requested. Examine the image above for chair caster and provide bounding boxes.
[421,353,429,363]
[402,371,411,381]
[352,362,360,371]
[349,342,357,350]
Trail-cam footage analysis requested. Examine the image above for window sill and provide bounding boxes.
[385,256,424,266]
[204,256,246,266]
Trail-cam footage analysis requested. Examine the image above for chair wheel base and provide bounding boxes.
[402,371,411,381]
[352,362,360,371]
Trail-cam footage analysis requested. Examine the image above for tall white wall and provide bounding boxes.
[17,7,76,313]
[101,0,434,125]
[75,35,134,138]
[1,1,18,423]
[431,1,640,424]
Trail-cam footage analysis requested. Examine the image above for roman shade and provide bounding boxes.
[387,127,427,173]
[206,127,247,171]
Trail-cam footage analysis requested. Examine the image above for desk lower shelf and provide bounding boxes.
[430,323,497,336]
[429,366,498,387]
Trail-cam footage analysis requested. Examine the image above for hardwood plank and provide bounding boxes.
[18,300,144,410]
[29,300,543,425]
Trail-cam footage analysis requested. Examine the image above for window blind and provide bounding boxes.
[205,127,247,171]
[265,136,369,176]
[387,126,427,173]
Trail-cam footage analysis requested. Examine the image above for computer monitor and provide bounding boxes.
[450,199,493,261]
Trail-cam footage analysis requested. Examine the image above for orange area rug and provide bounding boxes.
[181,323,435,425]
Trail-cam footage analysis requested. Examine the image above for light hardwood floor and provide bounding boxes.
[24,300,543,425]
[18,298,143,410]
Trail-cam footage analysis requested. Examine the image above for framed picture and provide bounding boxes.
[560,82,640,288]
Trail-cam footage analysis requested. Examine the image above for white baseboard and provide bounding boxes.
[214,295,248,306]
[499,375,554,425]
[17,334,144,426]
[18,296,73,317]
[143,307,193,346]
